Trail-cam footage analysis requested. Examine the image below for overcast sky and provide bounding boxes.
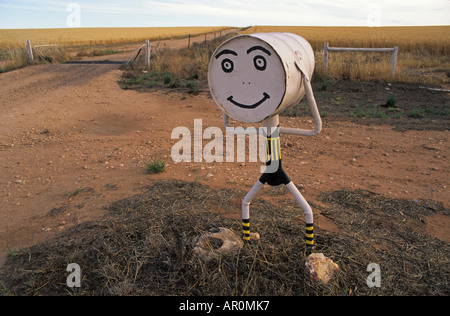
[0,0,449,29]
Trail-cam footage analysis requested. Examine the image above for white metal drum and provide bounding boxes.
[208,33,315,123]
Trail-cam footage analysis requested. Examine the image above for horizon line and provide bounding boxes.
[1,24,449,31]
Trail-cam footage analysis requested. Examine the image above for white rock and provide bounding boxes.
[305,253,340,284]
[193,227,243,262]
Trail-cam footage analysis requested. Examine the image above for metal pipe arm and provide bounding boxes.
[279,76,322,136]
[280,53,322,137]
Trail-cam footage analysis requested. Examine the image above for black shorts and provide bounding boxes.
[259,159,291,187]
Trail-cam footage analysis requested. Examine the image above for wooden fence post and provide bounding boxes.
[26,40,34,64]
[145,40,151,67]
[188,34,191,49]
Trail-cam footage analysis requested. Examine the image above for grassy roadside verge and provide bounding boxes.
[118,31,238,94]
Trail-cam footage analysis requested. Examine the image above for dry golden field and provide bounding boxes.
[241,26,450,86]
[242,26,450,53]
[0,26,231,73]
[0,26,231,49]
[0,25,449,86]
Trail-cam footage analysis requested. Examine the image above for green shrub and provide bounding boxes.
[407,109,425,118]
[146,158,166,174]
[187,80,199,94]
[321,78,328,91]
[384,93,397,107]
[163,73,175,86]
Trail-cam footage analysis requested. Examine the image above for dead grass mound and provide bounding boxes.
[1,180,448,296]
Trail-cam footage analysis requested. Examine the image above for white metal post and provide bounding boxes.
[324,43,399,80]
[391,46,399,79]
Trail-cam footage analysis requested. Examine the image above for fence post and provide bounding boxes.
[188,34,191,49]
[323,42,329,78]
[391,46,398,79]
[26,40,34,64]
[145,40,151,67]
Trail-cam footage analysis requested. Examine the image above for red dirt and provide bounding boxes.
[0,34,448,267]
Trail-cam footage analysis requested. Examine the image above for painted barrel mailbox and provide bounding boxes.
[208,32,315,123]
[208,33,322,252]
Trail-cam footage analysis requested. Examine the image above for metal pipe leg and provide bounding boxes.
[242,180,264,241]
[285,181,315,251]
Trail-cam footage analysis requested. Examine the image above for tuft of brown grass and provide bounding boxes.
[149,45,212,82]
[0,47,29,72]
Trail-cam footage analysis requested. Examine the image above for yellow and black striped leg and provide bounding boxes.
[242,219,251,241]
[305,223,314,254]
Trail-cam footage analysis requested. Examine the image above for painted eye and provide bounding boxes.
[253,55,267,71]
[221,58,234,73]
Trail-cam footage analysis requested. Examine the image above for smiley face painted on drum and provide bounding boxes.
[208,36,286,123]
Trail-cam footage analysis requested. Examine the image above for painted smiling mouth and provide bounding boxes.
[227,93,270,109]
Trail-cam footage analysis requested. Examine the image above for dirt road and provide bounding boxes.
[0,32,448,267]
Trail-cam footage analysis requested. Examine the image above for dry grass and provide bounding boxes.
[0,26,231,73]
[241,26,450,54]
[241,26,450,86]
[1,25,449,86]
[1,180,448,296]
[0,48,29,73]
[130,25,449,87]
[0,27,231,49]
[120,31,239,92]
[149,43,213,82]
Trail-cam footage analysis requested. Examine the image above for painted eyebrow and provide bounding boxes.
[247,46,272,56]
[215,49,238,59]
